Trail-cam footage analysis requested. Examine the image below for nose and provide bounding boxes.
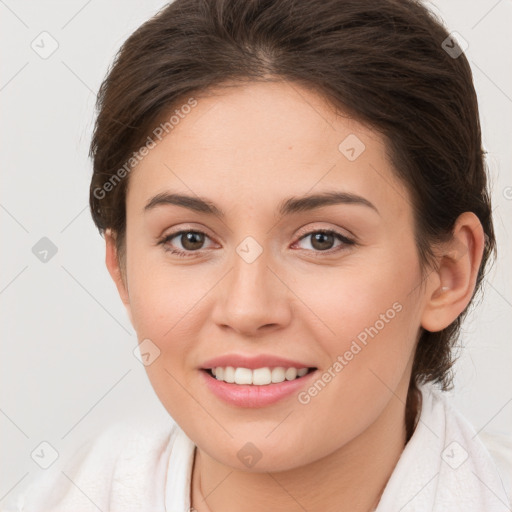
[211,246,293,337]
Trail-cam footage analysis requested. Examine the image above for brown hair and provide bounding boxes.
[89,0,496,440]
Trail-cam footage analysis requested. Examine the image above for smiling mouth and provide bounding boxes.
[202,366,317,385]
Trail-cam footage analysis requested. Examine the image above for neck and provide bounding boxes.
[191,384,413,512]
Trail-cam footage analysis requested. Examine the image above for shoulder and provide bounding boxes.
[3,418,183,512]
[478,429,512,505]
[420,384,512,505]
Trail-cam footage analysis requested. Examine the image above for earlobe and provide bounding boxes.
[420,212,485,333]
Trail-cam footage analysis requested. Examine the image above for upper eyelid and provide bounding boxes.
[295,224,355,241]
[162,220,355,238]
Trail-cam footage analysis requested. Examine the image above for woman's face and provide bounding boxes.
[111,81,433,471]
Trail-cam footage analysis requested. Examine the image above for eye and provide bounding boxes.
[158,229,214,258]
[293,229,355,254]
[158,227,356,258]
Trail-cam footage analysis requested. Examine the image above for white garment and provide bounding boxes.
[2,383,511,512]
[374,384,511,511]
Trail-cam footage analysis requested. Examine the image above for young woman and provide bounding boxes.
[7,0,511,511]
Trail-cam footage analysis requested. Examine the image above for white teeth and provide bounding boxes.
[285,367,297,380]
[223,366,235,383]
[211,366,311,385]
[234,367,252,385]
[252,368,272,385]
[271,367,286,383]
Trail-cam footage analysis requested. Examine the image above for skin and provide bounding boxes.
[105,81,484,512]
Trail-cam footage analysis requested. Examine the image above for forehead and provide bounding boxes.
[126,81,410,220]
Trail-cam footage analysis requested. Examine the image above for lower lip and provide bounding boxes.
[200,369,317,407]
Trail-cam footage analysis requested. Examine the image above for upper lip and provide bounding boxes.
[200,354,317,370]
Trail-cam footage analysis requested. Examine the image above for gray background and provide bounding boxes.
[1,0,511,503]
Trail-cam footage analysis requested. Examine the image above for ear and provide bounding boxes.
[105,229,133,325]
[421,212,486,332]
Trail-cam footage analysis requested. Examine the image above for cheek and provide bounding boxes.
[129,276,203,346]
[290,248,422,380]
[125,260,212,419]
[285,266,420,452]
[126,248,217,358]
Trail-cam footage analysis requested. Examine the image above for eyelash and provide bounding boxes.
[157,228,356,258]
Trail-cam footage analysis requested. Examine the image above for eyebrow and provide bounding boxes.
[144,190,380,217]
